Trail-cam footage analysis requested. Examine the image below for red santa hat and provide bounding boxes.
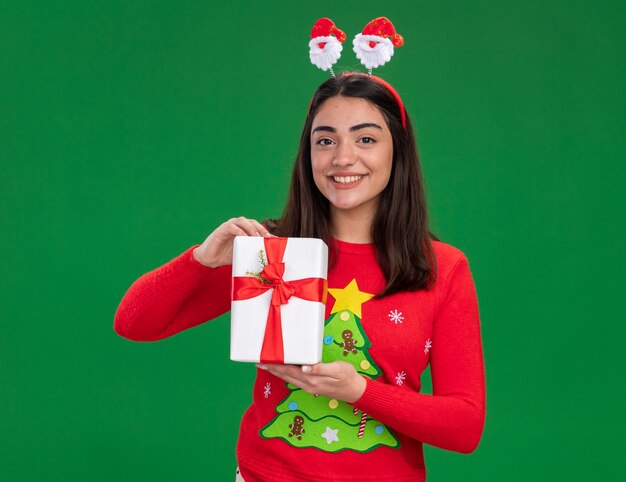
[361,17,404,47]
[311,17,347,43]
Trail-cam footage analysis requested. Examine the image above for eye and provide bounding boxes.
[359,136,376,144]
[316,138,335,146]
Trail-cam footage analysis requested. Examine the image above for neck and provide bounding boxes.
[329,207,375,243]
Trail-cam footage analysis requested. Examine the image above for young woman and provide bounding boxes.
[114,74,486,481]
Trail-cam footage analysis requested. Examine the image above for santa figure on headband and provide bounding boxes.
[353,17,404,71]
[309,17,346,72]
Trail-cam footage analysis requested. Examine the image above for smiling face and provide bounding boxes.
[310,96,393,223]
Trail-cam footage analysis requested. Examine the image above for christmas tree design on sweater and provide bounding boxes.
[260,279,400,452]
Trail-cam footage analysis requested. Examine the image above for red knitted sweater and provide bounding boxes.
[114,238,486,481]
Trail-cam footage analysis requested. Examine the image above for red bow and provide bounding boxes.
[232,238,327,363]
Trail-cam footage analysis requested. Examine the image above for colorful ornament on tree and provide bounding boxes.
[340,329,358,356]
[260,278,400,452]
[321,426,339,445]
[353,407,368,439]
[288,415,306,440]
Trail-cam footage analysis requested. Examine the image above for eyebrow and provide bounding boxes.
[312,123,383,134]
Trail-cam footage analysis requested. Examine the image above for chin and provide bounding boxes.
[330,198,377,215]
[327,194,358,209]
[334,203,361,212]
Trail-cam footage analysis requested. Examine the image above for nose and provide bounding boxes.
[333,140,357,166]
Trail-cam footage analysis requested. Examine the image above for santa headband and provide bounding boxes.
[308,17,406,128]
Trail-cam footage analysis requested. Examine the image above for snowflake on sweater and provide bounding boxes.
[424,338,432,355]
[388,309,404,324]
[395,371,407,386]
[264,382,272,398]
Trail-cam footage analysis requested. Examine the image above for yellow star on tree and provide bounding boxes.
[327,279,374,318]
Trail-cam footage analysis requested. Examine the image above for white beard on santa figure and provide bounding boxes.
[353,34,395,70]
[309,36,343,72]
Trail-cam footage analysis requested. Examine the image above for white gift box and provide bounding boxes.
[230,236,328,364]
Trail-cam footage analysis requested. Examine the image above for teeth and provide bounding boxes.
[332,175,363,184]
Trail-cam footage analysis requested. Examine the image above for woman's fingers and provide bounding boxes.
[259,364,315,391]
[300,362,348,379]
[225,222,247,237]
[225,217,257,237]
[196,216,275,268]
[252,219,275,237]
[271,369,310,389]
[258,362,366,403]
[227,217,274,237]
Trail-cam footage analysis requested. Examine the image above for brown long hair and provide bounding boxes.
[268,74,439,297]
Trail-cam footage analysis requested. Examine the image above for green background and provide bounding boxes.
[1,1,624,480]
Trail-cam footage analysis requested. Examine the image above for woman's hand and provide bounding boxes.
[193,217,274,268]
[258,361,367,403]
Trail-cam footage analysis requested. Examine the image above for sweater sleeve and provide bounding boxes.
[353,255,486,454]
[113,245,232,342]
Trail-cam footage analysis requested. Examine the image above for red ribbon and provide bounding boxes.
[232,237,327,363]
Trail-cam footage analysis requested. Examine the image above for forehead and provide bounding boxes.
[312,96,387,129]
